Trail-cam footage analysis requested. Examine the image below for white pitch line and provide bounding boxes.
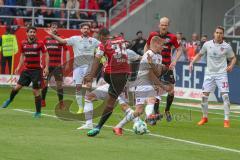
[12,108,240,154]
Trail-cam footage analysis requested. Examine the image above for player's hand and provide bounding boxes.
[189,62,193,72]
[65,63,70,71]
[83,74,93,84]
[226,65,234,72]
[14,67,20,74]
[44,28,54,36]
[147,53,153,64]
[43,67,49,77]
[169,61,176,70]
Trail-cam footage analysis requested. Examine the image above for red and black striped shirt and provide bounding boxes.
[147,31,180,67]
[44,36,67,67]
[20,39,47,70]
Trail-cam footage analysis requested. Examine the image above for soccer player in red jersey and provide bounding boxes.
[41,22,70,108]
[144,17,182,122]
[1,26,49,118]
[84,28,129,137]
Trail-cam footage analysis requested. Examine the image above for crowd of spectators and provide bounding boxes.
[0,0,122,28]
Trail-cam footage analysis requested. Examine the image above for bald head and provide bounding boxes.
[160,17,170,25]
[159,17,170,35]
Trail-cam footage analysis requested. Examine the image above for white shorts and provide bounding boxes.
[135,85,157,105]
[202,74,229,93]
[73,65,89,85]
[92,83,109,100]
[91,83,128,104]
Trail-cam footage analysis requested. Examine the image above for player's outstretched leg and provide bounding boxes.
[77,94,95,130]
[113,107,140,136]
[1,84,22,108]
[87,94,116,137]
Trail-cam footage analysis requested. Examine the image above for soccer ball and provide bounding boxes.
[133,120,148,135]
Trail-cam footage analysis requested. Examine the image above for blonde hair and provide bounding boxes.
[150,36,163,49]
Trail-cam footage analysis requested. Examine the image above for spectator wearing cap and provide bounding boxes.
[131,30,146,56]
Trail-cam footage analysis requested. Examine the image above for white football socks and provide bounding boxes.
[115,109,136,128]
[222,94,230,121]
[201,95,208,118]
[84,99,93,125]
[145,104,154,117]
[76,94,83,109]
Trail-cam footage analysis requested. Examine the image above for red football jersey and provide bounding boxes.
[147,31,180,67]
[96,36,130,74]
[20,39,47,70]
[44,35,67,67]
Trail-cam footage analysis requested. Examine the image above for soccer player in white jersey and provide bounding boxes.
[45,23,100,114]
[77,40,142,130]
[189,26,236,128]
[112,36,167,134]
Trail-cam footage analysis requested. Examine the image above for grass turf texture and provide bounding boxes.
[0,86,240,160]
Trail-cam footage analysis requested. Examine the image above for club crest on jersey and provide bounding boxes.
[220,47,224,52]
[165,38,171,43]
[33,44,38,48]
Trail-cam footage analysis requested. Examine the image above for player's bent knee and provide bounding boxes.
[85,93,96,102]
[147,97,156,104]
[120,103,129,111]
[33,89,40,96]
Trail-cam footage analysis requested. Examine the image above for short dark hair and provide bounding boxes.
[80,23,91,28]
[50,22,58,27]
[136,30,142,35]
[216,26,224,33]
[99,28,110,37]
[27,26,37,32]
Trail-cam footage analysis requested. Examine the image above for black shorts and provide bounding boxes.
[104,73,128,99]
[160,70,175,84]
[18,69,42,89]
[47,66,63,82]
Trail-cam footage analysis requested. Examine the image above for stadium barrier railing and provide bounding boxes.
[0,5,107,28]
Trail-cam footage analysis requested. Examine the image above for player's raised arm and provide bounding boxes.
[44,28,67,44]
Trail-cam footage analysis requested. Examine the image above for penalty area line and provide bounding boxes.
[12,108,240,154]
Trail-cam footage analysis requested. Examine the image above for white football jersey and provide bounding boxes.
[200,40,234,75]
[66,36,100,68]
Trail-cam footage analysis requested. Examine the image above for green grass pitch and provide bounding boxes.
[0,86,240,160]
